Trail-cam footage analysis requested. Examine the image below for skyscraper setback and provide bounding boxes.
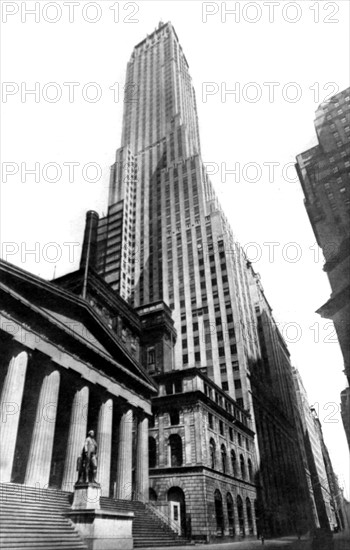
[96,21,260,411]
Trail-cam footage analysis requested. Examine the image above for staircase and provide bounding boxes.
[101,497,187,548]
[0,483,186,549]
[0,483,86,550]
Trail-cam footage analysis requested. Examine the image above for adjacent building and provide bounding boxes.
[296,88,350,448]
[248,269,318,536]
[293,368,342,531]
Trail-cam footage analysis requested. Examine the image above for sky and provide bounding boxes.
[1,0,350,496]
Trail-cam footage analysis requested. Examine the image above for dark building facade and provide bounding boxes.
[248,268,318,536]
[296,88,350,447]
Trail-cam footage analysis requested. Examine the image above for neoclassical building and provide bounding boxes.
[0,258,155,501]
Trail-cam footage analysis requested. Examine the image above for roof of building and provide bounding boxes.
[0,259,158,397]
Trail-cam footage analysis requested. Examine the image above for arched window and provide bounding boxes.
[240,454,246,479]
[169,434,183,467]
[248,458,253,482]
[231,450,237,476]
[246,498,254,534]
[221,444,227,473]
[149,437,157,468]
[209,438,216,469]
[237,495,245,537]
[226,492,235,536]
[214,489,224,535]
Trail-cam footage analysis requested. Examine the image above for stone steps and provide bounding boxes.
[0,483,187,548]
[0,483,87,550]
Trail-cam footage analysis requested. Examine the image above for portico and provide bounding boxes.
[0,259,157,502]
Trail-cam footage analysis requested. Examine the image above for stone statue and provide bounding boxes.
[77,430,98,484]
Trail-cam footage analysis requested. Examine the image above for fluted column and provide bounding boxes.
[135,414,149,501]
[25,369,60,487]
[97,397,113,497]
[0,350,28,482]
[61,385,89,492]
[115,408,133,500]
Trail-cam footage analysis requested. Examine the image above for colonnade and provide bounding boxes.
[0,348,149,500]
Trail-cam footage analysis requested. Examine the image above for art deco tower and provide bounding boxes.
[95,21,260,412]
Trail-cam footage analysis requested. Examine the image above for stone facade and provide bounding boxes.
[148,368,257,542]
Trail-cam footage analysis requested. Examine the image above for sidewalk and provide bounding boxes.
[137,535,310,550]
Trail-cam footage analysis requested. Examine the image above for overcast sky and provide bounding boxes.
[1,0,350,496]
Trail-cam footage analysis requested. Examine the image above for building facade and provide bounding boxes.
[295,88,350,447]
[148,368,257,541]
[293,368,339,531]
[0,259,156,501]
[247,268,318,536]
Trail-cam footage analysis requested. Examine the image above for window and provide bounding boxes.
[147,347,155,366]
[169,434,183,467]
[165,380,183,395]
[234,379,242,390]
[221,444,227,473]
[240,454,246,479]
[246,498,254,534]
[219,420,224,436]
[229,427,234,441]
[222,381,229,392]
[208,413,214,429]
[149,437,157,468]
[170,410,180,425]
[209,438,216,469]
[227,493,234,536]
[214,489,224,535]
[231,450,237,476]
[248,458,253,482]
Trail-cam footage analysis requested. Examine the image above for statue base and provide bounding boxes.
[67,482,134,549]
[66,509,134,550]
[72,482,102,510]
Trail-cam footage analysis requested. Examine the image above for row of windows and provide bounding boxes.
[210,439,253,480]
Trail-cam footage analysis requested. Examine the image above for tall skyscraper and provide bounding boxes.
[95,21,260,413]
[88,21,318,538]
[296,87,350,448]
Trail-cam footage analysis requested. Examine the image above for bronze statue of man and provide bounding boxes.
[78,430,98,483]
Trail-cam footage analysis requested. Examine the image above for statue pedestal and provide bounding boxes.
[67,482,134,550]
[72,482,102,510]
